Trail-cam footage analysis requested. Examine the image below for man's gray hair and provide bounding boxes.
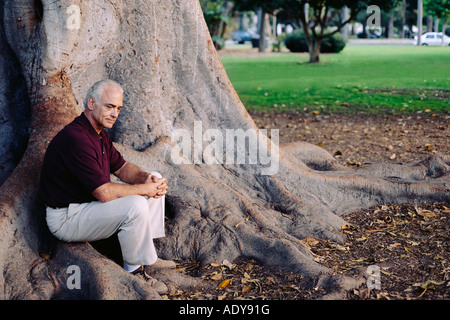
[84,79,123,108]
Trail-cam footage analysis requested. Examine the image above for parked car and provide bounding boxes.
[414,32,450,46]
[232,30,256,44]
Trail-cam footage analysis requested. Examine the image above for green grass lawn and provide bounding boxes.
[220,46,450,114]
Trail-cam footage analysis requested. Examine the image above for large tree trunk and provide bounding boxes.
[0,0,448,300]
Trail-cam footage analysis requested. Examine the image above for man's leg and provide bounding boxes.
[147,174,165,240]
[148,197,165,238]
[46,195,159,267]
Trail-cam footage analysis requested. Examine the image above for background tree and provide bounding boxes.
[401,0,424,38]
[233,0,286,51]
[201,0,233,49]
[296,0,397,63]
[424,0,450,45]
[0,0,448,299]
[267,0,398,62]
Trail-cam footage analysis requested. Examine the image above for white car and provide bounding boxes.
[414,32,450,46]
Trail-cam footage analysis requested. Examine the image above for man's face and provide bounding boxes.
[88,87,123,132]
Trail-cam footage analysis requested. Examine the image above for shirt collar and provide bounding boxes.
[78,112,103,141]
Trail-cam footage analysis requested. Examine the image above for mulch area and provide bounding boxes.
[164,111,449,300]
[251,111,449,166]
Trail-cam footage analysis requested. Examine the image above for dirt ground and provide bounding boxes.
[163,111,449,301]
[251,111,449,167]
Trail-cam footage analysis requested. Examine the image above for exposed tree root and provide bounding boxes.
[119,139,449,285]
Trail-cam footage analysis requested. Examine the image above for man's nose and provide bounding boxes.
[111,108,118,118]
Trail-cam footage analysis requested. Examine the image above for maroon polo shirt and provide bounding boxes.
[40,112,126,208]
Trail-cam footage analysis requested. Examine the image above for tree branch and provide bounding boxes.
[319,4,330,36]
[316,6,364,40]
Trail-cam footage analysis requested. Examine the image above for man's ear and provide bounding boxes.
[87,97,95,110]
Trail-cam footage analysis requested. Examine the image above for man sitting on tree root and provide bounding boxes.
[40,79,173,294]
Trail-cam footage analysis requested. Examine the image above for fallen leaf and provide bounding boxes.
[39,252,51,260]
[266,276,276,284]
[387,242,401,250]
[414,280,445,297]
[288,284,301,292]
[245,263,254,271]
[414,280,445,289]
[351,257,369,262]
[218,293,227,300]
[330,243,349,252]
[414,205,438,218]
[222,259,234,270]
[301,237,320,248]
[366,229,384,233]
[211,272,223,281]
[218,279,232,288]
[353,287,370,299]
[242,284,253,293]
[173,267,187,272]
[418,210,437,218]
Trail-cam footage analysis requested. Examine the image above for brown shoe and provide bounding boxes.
[131,266,168,294]
[151,258,176,269]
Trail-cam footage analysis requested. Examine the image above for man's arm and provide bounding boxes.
[113,162,151,184]
[92,181,165,203]
[92,162,168,203]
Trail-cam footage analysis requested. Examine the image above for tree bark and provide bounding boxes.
[388,12,394,38]
[442,23,447,47]
[308,39,322,63]
[0,0,448,300]
[401,0,406,38]
[257,8,266,52]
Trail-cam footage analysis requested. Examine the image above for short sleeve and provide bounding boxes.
[64,138,111,193]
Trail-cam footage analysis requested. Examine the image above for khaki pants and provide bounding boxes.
[46,184,165,266]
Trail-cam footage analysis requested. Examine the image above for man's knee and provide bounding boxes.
[151,172,162,179]
[126,195,149,219]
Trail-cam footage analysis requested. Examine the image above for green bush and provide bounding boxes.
[212,35,225,50]
[284,30,346,53]
[320,33,346,53]
[284,30,309,53]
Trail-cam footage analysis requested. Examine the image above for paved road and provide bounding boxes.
[347,38,415,46]
[225,38,417,48]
